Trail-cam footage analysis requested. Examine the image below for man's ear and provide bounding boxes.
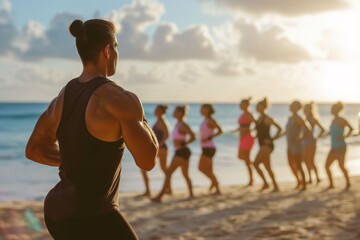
[104,45,110,59]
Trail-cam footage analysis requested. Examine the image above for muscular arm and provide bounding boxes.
[115,91,159,171]
[25,92,63,167]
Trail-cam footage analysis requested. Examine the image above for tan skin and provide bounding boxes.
[232,101,256,186]
[140,106,170,196]
[302,108,325,184]
[253,103,282,192]
[152,108,196,202]
[325,105,353,189]
[286,103,309,191]
[198,106,223,195]
[25,37,158,173]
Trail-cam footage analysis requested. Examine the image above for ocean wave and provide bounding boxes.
[0,113,41,120]
[0,154,18,161]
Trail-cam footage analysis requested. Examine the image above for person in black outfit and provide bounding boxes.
[253,98,282,192]
[25,19,159,240]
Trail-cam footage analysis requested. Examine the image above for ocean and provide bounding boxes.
[1,102,360,202]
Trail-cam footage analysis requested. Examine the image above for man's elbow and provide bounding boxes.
[136,146,158,171]
[139,160,156,171]
[25,143,37,161]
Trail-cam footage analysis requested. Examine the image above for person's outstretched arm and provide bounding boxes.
[115,91,159,171]
[25,92,64,167]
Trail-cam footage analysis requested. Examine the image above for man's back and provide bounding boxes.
[44,77,124,221]
[25,18,158,239]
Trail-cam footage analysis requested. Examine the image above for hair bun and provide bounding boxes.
[69,19,85,38]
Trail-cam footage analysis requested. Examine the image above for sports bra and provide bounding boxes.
[172,122,186,141]
[239,112,252,127]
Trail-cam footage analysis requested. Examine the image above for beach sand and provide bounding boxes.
[0,176,359,240]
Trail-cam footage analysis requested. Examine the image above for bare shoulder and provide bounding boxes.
[264,115,272,125]
[208,118,218,127]
[47,87,65,123]
[98,82,143,121]
[339,117,350,126]
[158,118,168,129]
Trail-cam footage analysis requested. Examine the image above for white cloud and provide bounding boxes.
[203,0,352,16]
[210,59,256,77]
[111,1,218,61]
[211,21,239,55]
[110,0,164,59]
[0,0,11,13]
[235,20,311,63]
[0,0,220,62]
[0,9,17,54]
[20,12,81,60]
[179,64,202,83]
[120,66,162,85]
[1,58,71,87]
[150,23,218,61]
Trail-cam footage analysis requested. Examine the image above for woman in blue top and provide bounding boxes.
[140,105,171,197]
[325,102,353,189]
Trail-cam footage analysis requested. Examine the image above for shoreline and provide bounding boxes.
[1,175,359,239]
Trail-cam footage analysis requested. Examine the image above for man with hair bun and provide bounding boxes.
[25,18,158,239]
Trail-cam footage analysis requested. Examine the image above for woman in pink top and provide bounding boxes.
[233,98,256,186]
[152,105,196,202]
[198,104,223,195]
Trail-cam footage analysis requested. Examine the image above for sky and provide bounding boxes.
[1,0,360,103]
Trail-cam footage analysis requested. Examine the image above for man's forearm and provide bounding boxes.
[26,142,61,167]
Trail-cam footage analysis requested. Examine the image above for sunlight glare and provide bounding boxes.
[317,63,360,102]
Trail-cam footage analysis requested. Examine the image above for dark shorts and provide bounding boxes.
[45,211,138,240]
[174,147,191,160]
[202,147,216,158]
[330,146,347,157]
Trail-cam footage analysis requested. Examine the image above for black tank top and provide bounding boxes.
[44,77,125,221]
[256,115,272,146]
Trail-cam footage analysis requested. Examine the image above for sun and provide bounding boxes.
[316,62,360,102]
[314,4,360,103]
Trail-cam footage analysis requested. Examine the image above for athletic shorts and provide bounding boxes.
[239,134,255,151]
[174,147,191,160]
[202,147,216,158]
[45,211,138,240]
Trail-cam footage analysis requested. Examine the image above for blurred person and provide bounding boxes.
[152,105,196,202]
[286,101,309,191]
[302,102,325,184]
[233,98,256,186]
[253,98,282,192]
[198,104,223,195]
[140,104,171,197]
[325,102,353,189]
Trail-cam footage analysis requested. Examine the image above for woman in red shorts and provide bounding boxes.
[233,98,256,186]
